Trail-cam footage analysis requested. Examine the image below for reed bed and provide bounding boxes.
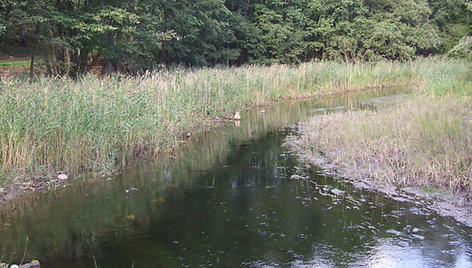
[0,59,449,184]
[288,58,472,192]
[414,57,472,97]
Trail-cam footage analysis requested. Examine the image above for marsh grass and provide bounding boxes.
[0,58,464,185]
[289,95,472,191]
[415,57,472,96]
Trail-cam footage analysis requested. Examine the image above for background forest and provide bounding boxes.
[1,0,472,75]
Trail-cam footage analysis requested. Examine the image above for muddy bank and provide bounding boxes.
[0,173,72,205]
[286,130,472,228]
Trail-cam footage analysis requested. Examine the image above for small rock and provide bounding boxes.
[57,174,68,181]
[330,188,346,196]
[233,111,241,120]
[125,187,138,196]
[19,260,40,268]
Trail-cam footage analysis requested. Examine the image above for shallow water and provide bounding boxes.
[1,88,471,267]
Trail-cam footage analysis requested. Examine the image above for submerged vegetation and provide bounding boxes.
[287,58,472,192]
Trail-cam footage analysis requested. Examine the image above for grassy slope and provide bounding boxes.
[0,60,420,185]
[288,58,472,192]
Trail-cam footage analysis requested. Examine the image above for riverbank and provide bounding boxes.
[285,70,472,226]
[0,58,468,203]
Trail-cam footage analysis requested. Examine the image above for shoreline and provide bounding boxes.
[285,98,472,228]
[1,58,470,207]
[288,145,472,228]
[0,83,408,205]
[1,60,419,192]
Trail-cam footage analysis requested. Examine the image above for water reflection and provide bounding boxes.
[0,87,471,267]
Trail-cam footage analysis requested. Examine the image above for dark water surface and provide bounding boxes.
[1,88,471,267]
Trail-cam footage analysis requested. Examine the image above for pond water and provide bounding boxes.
[1,88,471,267]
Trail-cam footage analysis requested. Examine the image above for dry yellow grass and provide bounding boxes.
[289,95,472,191]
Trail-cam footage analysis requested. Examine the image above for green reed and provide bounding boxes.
[0,59,448,182]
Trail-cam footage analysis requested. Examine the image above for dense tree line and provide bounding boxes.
[1,0,471,76]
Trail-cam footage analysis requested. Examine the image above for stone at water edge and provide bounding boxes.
[125,187,138,196]
[57,174,68,181]
[19,260,40,268]
[0,261,40,268]
[233,111,241,120]
[330,188,346,196]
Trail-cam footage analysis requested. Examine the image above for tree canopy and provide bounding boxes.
[1,0,471,76]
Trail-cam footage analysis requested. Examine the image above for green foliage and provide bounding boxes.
[158,0,241,66]
[429,0,472,52]
[0,0,471,74]
[447,36,472,59]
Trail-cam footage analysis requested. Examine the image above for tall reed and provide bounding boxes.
[287,58,472,191]
[414,57,472,96]
[0,59,440,181]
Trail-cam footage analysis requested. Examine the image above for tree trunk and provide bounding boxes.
[42,48,52,76]
[29,46,36,79]
[78,48,89,73]
[343,44,351,63]
[101,32,115,77]
[101,61,114,77]
[65,48,71,75]
[90,52,102,71]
